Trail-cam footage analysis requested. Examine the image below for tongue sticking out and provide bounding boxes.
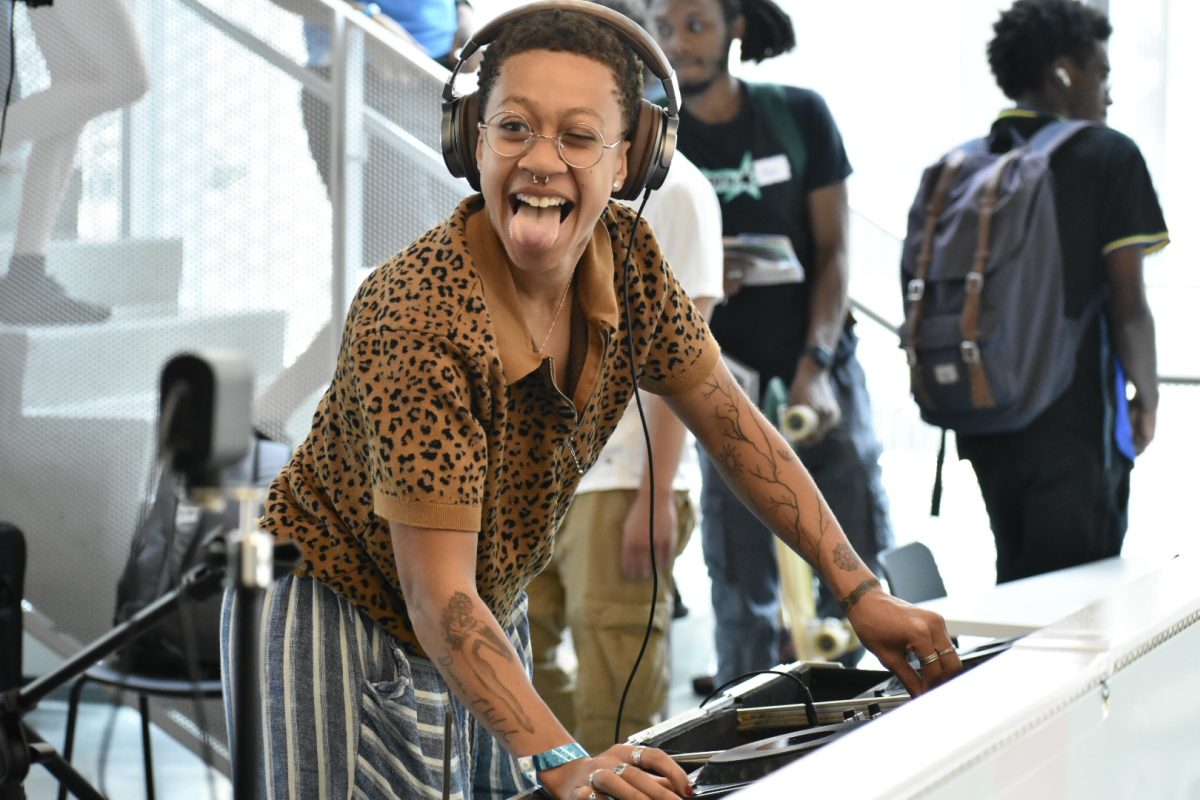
[509,202,565,252]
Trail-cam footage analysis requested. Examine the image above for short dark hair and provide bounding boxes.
[988,0,1112,100]
[475,9,645,137]
[720,0,795,63]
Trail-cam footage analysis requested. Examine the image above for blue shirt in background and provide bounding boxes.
[304,0,456,67]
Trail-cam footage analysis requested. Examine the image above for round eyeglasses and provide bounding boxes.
[477,111,623,170]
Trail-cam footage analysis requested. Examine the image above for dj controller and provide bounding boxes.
[510,641,1009,799]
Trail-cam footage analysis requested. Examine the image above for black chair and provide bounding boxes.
[59,663,222,800]
[877,541,948,603]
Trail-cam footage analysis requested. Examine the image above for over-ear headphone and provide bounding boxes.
[440,0,681,202]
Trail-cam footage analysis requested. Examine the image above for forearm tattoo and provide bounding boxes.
[838,578,881,613]
[703,374,832,569]
[437,592,534,744]
[832,542,863,573]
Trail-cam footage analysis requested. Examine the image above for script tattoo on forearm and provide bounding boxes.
[838,578,881,613]
[437,592,533,744]
[702,374,836,566]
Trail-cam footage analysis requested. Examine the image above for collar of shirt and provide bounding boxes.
[464,198,621,388]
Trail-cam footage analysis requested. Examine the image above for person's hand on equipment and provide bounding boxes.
[539,743,693,799]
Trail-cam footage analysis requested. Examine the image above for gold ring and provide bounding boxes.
[918,651,940,665]
[938,647,957,658]
[612,763,628,776]
[631,745,645,767]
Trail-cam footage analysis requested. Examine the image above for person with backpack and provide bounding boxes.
[904,0,1168,584]
[648,0,894,689]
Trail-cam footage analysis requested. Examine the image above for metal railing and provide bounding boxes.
[174,0,466,348]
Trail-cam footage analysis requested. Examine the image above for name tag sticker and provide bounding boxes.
[753,154,792,187]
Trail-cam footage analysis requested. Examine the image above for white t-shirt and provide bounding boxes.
[576,151,724,494]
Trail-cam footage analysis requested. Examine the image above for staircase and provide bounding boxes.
[0,235,286,644]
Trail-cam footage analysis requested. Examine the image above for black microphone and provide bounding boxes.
[158,350,254,498]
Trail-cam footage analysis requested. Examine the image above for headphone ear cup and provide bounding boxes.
[614,99,664,201]
[441,92,482,190]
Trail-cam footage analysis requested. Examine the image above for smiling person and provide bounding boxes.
[220,3,958,799]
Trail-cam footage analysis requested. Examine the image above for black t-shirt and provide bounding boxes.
[676,82,853,386]
[958,110,1168,458]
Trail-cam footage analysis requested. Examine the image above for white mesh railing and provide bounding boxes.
[0,0,470,652]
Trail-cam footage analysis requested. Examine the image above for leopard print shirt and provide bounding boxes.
[262,196,720,653]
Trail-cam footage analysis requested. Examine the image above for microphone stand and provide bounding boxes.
[225,486,287,800]
[0,550,224,799]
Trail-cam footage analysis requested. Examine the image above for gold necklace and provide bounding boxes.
[534,267,577,352]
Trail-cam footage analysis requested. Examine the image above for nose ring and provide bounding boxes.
[527,170,549,185]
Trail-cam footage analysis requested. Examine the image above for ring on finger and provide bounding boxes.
[612,763,628,777]
[918,651,940,665]
[631,745,645,767]
[587,793,597,800]
[588,770,599,789]
[938,646,957,658]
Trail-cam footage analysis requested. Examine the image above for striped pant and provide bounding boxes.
[220,575,534,799]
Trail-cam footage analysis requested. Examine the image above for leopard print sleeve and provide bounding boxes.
[348,319,489,532]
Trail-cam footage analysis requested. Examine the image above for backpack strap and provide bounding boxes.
[959,146,1022,410]
[957,119,1089,411]
[746,83,807,181]
[903,149,967,406]
[1026,118,1091,156]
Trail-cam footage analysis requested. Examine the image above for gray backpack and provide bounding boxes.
[899,120,1097,435]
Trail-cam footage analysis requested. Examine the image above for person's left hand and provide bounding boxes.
[789,368,841,446]
[620,490,677,580]
[845,587,962,696]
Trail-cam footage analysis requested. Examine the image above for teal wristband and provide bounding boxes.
[531,742,588,773]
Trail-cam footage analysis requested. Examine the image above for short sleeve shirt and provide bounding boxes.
[676,81,852,386]
[261,196,720,652]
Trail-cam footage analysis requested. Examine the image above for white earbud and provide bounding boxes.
[613,180,622,190]
[1055,66,1072,88]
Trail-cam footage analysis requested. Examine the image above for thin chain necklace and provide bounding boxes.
[534,266,577,352]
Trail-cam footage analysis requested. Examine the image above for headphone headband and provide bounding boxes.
[441,0,679,200]
[442,0,681,119]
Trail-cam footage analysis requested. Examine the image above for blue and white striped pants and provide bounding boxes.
[220,575,534,799]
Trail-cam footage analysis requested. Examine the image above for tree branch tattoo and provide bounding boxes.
[438,592,533,744]
[702,373,834,569]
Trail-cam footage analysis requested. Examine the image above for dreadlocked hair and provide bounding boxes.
[476,9,645,137]
[721,0,795,62]
[988,0,1111,100]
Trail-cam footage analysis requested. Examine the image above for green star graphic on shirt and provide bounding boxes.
[700,152,761,203]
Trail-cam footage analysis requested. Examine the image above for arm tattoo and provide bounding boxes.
[838,578,881,613]
[832,542,862,573]
[438,592,534,743]
[702,373,831,567]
